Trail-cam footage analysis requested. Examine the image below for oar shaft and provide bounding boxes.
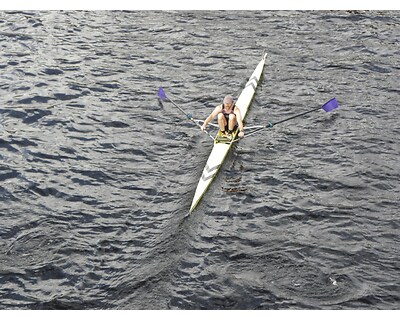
[272,106,321,126]
[166,96,192,119]
[168,97,215,140]
[216,98,337,142]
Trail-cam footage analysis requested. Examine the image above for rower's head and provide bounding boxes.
[223,95,234,107]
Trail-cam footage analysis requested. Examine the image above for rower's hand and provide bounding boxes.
[201,124,207,131]
[238,130,244,138]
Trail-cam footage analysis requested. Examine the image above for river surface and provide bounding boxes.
[0,10,399,310]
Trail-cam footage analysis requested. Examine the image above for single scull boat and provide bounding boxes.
[188,53,268,214]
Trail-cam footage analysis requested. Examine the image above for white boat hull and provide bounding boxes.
[188,53,268,214]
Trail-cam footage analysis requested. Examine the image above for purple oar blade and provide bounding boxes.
[322,98,338,112]
[157,87,167,101]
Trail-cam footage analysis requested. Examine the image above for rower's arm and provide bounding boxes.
[235,108,244,131]
[203,105,221,126]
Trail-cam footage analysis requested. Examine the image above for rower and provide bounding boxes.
[200,95,245,139]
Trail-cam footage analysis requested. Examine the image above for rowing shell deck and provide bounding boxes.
[188,53,268,214]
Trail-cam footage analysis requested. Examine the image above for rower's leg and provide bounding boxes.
[228,114,237,131]
[218,113,227,132]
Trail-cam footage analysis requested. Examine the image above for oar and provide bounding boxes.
[274,97,338,125]
[157,87,215,140]
[236,98,339,140]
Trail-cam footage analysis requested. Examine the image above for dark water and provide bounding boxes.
[0,10,399,310]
